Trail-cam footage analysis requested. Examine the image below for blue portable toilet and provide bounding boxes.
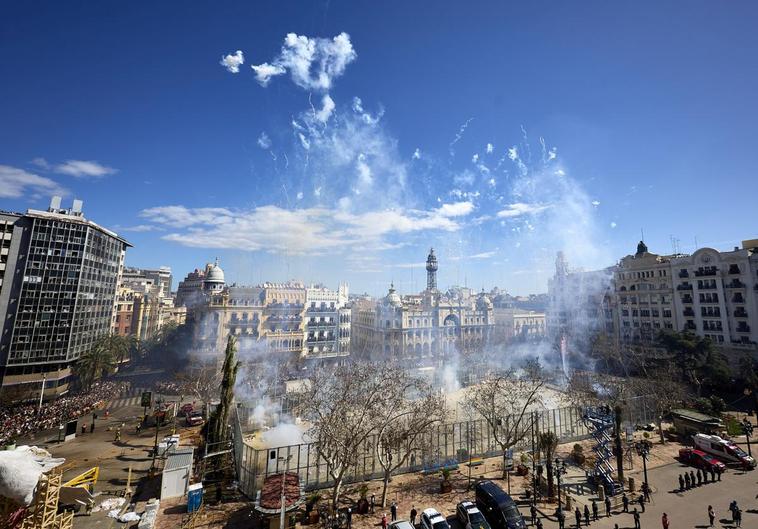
[187,483,203,512]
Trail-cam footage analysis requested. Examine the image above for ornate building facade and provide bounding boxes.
[351,249,494,364]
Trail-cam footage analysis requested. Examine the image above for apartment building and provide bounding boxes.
[0,198,130,398]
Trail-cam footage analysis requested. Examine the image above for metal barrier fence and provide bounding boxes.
[233,399,658,500]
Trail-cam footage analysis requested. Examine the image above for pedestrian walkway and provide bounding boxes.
[105,386,148,410]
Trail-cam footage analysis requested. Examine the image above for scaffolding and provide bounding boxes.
[583,407,623,496]
[0,466,74,529]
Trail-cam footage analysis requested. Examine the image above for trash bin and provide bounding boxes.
[187,483,203,513]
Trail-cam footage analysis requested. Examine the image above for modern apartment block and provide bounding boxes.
[0,198,130,398]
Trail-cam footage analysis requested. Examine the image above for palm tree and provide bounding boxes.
[538,431,558,499]
[76,335,118,388]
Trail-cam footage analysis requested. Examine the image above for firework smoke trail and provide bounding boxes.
[449,117,474,158]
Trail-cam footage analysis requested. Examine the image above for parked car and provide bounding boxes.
[389,521,415,529]
[693,433,756,469]
[475,480,526,529]
[179,403,194,417]
[678,448,726,472]
[186,411,204,426]
[421,508,450,529]
[456,501,491,529]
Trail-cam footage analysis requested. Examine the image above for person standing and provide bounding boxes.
[703,468,708,483]
[583,505,590,526]
[735,507,742,527]
[696,468,702,486]
[633,508,641,529]
[638,494,645,513]
[605,496,611,517]
[410,506,417,526]
[729,501,737,523]
[574,507,581,529]
[536,519,543,529]
[661,513,669,529]
[591,500,598,521]
[710,468,715,482]
[622,493,629,512]
[530,504,537,525]
[684,472,691,489]
[381,513,387,529]
[391,502,397,522]
[689,470,696,487]
[370,494,376,514]
[643,482,651,502]
[557,508,565,529]
[678,474,684,491]
[346,508,352,529]
[716,466,722,481]
[708,505,715,527]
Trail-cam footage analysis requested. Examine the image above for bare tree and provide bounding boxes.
[175,367,221,404]
[297,362,390,510]
[373,371,447,507]
[465,369,544,479]
[628,368,689,443]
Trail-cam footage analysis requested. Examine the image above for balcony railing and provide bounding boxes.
[726,280,745,288]
[694,269,718,277]
[736,326,751,333]
[734,310,748,318]
[678,270,689,278]
[728,265,740,274]
[677,284,693,291]
[683,309,695,317]
[685,323,697,330]
[681,296,693,304]
[733,295,746,303]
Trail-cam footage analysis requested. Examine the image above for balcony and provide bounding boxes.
[726,280,745,288]
[733,295,745,303]
[683,308,695,317]
[728,265,740,274]
[677,284,693,291]
[736,325,751,334]
[678,270,689,278]
[734,309,748,318]
[685,322,697,330]
[681,296,693,304]
[694,268,718,277]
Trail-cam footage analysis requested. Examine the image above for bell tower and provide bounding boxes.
[426,248,438,291]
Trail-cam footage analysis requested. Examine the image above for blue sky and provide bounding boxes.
[1,1,757,296]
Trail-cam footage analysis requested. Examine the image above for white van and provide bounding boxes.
[692,433,755,469]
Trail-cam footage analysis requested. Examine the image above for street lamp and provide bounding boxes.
[554,457,567,509]
[635,441,651,500]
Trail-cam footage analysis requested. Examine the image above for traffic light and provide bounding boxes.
[743,421,753,437]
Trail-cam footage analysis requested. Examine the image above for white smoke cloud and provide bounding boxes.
[412,148,421,160]
[486,143,494,154]
[257,132,272,149]
[251,32,356,91]
[220,50,244,73]
[496,202,551,218]
[314,94,336,123]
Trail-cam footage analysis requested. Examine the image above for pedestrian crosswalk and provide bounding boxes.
[105,387,149,411]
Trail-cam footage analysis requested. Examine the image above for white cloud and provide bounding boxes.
[140,201,472,255]
[251,62,287,85]
[31,157,50,169]
[355,153,373,189]
[119,224,159,233]
[610,221,617,228]
[314,94,335,123]
[220,50,244,73]
[472,154,479,163]
[508,146,519,161]
[55,160,116,179]
[496,202,551,218]
[0,165,67,198]
[488,178,496,187]
[257,132,272,149]
[591,200,600,207]
[251,32,356,91]
[412,148,421,160]
[352,96,383,125]
[296,191,304,200]
[436,201,474,217]
[486,143,494,154]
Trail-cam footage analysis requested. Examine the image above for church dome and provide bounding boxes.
[204,258,225,284]
[476,290,493,310]
[384,283,402,308]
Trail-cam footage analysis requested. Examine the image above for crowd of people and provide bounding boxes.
[0,380,131,444]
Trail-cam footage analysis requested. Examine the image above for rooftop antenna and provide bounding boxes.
[694,236,698,251]
[640,228,645,242]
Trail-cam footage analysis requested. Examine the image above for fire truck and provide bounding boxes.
[693,433,755,470]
